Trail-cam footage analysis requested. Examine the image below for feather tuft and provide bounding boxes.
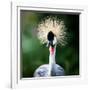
[37,17,67,46]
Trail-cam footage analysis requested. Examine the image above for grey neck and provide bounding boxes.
[48,46,56,76]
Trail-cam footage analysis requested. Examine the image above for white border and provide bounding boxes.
[11,1,87,88]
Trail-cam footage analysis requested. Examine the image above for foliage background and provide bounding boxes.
[20,10,79,77]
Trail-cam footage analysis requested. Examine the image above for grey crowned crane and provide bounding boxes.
[34,17,67,77]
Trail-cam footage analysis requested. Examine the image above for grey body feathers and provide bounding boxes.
[34,64,65,77]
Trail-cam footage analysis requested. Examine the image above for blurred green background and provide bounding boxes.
[20,10,79,77]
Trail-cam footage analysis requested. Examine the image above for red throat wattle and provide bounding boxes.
[51,47,54,54]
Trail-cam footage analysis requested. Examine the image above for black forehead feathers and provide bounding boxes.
[47,31,54,41]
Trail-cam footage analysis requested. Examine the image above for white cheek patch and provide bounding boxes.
[53,37,57,45]
[46,40,49,47]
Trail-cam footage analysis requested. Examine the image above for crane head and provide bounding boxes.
[37,17,67,46]
[47,31,57,54]
[47,31,57,48]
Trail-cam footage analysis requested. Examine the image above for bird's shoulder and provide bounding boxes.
[34,64,49,77]
[55,64,64,70]
[52,64,65,76]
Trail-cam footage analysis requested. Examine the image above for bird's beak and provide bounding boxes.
[49,41,53,47]
[47,41,55,48]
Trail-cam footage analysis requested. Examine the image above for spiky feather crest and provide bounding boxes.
[37,17,67,46]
